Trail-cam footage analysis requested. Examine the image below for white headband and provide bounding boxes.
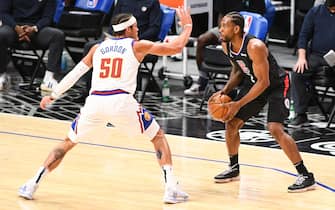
[112,16,136,32]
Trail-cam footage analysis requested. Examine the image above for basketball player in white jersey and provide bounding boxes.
[18,7,192,204]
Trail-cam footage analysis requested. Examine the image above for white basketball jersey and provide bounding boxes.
[91,38,140,94]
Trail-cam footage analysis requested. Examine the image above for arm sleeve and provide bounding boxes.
[0,0,16,28]
[297,8,315,50]
[52,61,91,99]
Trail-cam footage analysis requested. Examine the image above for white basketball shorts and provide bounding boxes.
[68,90,160,143]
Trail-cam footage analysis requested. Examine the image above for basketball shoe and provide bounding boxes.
[289,114,309,128]
[163,183,189,204]
[18,179,39,200]
[0,73,10,91]
[184,83,204,96]
[40,77,58,92]
[288,172,316,193]
[214,164,240,183]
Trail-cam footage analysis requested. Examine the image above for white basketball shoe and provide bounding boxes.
[163,183,189,204]
[18,179,39,200]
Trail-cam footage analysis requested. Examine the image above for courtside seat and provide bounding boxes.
[55,0,114,63]
[311,65,335,127]
[10,41,47,89]
[137,4,176,103]
[240,11,268,42]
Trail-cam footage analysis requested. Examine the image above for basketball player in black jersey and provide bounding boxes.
[212,12,316,192]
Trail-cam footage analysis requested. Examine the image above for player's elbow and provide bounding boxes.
[257,78,270,90]
[171,44,184,54]
[262,79,270,88]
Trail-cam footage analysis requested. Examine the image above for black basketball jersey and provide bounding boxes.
[226,34,286,88]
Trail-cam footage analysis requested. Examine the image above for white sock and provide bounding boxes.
[162,165,177,188]
[32,166,49,184]
[43,71,54,81]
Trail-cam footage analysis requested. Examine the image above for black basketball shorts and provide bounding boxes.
[234,74,290,123]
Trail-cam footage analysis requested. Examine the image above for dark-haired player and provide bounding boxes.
[212,12,316,192]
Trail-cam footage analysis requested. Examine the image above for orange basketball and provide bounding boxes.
[208,94,232,121]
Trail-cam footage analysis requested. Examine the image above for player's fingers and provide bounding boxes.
[40,101,47,110]
[220,104,230,122]
[208,92,218,101]
[40,99,47,110]
[40,96,52,110]
[176,7,182,19]
[213,90,222,97]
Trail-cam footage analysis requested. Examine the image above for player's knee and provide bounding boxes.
[151,128,165,143]
[267,122,283,139]
[63,137,77,151]
[225,118,243,131]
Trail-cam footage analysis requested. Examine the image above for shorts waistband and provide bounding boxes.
[90,89,129,96]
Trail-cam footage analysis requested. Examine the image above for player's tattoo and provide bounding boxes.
[47,148,65,167]
[54,148,65,159]
[156,150,162,159]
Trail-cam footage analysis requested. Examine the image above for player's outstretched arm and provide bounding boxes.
[40,45,97,110]
[135,7,193,57]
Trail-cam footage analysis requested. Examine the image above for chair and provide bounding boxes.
[137,4,176,103]
[327,97,335,128]
[56,0,114,63]
[240,11,268,41]
[199,11,269,110]
[310,65,335,127]
[264,0,276,32]
[10,41,47,89]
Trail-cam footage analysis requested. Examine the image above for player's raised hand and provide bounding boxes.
[176,6,192,29]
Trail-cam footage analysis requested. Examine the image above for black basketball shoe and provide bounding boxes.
[288,172,316,193]
[289,114,309,128]
[214,164,240,183]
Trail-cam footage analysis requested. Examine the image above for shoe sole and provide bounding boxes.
[184,92,204,96]
[164,195,188,204]
[40,84,53,92]
[288,122,310,128]
[214,176,240,183]
[18,192,33,200]
[164,200,177,204]
[287,183,317,193]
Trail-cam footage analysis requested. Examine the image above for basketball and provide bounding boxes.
[208,94,232,121]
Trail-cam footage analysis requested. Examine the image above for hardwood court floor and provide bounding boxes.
[1,113,334,210]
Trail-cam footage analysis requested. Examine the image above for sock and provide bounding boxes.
[32,166,49,184]
[294,160,308,175]
[162,165,176,188]
[229,154,239,168]
[43,70,54,81]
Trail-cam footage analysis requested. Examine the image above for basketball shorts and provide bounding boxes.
[234,74,290,123]
[68,90,160,143]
